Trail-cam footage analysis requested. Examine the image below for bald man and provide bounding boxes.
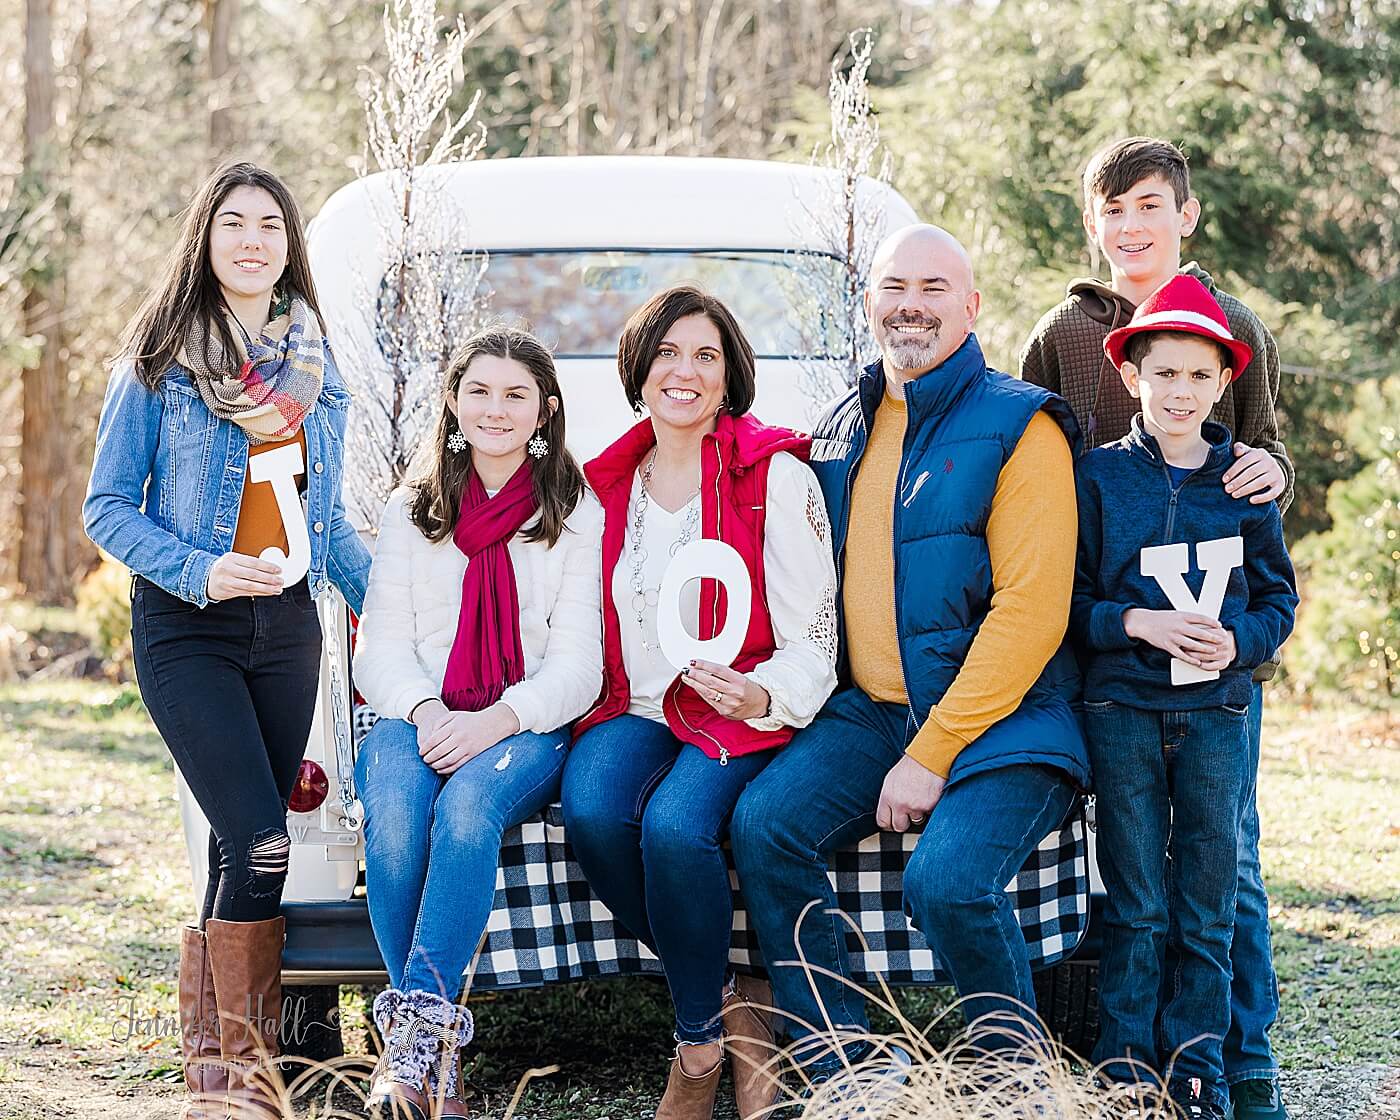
[732,224,1090,1084]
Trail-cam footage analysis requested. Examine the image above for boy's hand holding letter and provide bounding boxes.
[1138,535,1245,684]
[1124,608,1236,673]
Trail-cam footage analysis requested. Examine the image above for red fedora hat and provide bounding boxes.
[1104,275,1254,379]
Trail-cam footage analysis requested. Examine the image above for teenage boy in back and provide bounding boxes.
[1022,136,1294,1120]
[1021,136,1292,507]
[1071,275,1297,1120]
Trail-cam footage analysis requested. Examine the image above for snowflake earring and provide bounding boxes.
[447,429,467,454]
[527,431,550,460]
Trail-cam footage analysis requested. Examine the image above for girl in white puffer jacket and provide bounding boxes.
[351,326,602,1119]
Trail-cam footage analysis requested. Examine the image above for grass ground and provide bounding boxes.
[0,604,1396,1116]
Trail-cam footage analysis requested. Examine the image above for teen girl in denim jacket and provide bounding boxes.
[83,162,370,1120]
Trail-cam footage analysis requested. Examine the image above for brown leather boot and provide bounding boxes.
[205,917,286,1120]
[654,1045,724,1120]
[366,1037,430,1120]
[722,975,779,1120]
[178,925,229,1118]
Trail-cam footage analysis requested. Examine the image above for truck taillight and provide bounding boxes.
[288,759,330,814]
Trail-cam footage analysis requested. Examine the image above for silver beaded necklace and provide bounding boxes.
[628,449,701,651]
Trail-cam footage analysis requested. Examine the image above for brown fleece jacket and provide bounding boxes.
[1019,261,1294,514]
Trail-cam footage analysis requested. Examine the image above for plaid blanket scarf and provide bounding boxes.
[179,296,325,444]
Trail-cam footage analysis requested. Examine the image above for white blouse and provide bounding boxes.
[353,487,604,734]
[611,451,838,732]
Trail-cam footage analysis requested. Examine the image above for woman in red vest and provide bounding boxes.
[562,286,838,1120]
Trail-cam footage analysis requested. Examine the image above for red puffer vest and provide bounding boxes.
[573,412,812,762]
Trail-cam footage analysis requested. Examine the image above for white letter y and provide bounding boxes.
[1139,536,1244,685]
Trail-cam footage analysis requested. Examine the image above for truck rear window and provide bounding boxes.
[379,249,849,360]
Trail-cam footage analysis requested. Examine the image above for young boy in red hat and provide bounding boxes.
[1070,274,1298,1120]
[1022,136,1294,1120]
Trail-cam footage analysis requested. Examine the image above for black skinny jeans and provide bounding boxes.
[132,577,323,924]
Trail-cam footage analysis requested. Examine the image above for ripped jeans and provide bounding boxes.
[355,717,568,997]
[132,576,323,924]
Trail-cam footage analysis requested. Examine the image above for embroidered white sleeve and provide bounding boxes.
[745,454,840,732]
[801,484,838,666]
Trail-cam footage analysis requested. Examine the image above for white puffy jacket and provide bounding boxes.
[352,486,604,733]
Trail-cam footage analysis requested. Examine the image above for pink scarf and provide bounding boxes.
[441,462,539,712]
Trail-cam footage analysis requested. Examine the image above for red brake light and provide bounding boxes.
[288,759,330,814]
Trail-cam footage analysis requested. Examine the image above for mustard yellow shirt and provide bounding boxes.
[842,406,1077,777]
[233,430,307,559]
[843,391,907,703]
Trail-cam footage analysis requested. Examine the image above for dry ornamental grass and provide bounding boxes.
[0,626,1394,1118]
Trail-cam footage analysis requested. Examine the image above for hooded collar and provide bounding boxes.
[1068,261,1218,327]
[1181,261,1217,291]
[858,332,988,424]
[1067,277,1135,328]
[1124,412,1234,474]
[585,411,809,505]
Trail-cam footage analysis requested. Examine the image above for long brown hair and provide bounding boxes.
[408,326,585,548]
[117,161,321,389]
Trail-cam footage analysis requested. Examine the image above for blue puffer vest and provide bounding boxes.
[809,334,1090,789]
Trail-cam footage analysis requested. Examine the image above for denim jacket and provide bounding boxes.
[83,343,371,614]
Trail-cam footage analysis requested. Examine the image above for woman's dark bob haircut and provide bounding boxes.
[616,286,757,417]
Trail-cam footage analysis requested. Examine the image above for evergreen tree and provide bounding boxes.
[1291,377,1400,703]
[833,0,1399,537]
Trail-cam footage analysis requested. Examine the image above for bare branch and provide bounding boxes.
[331,0,494,527]
[787,28,894,413]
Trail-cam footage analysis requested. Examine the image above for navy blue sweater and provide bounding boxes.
[1071,418,1298,709]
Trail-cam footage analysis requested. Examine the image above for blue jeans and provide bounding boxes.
[731,687,1078,1066]
[1086,700,1252,1112]
[560,715,773,1043]
[1211,684,1280,1083]
[355,717,568,996]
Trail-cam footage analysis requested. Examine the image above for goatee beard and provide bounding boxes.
[885,328,941,371]
[884,337,940,372]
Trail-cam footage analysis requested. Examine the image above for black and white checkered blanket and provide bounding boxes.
[352,707,1088,991]
[472,804,1088,991]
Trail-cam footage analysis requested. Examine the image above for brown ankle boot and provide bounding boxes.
[366,1036,430,1120]
[722,976,778,1120]
[178,925,229,1118]
[205,917,286,1120]
[654,1045,723,1120]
